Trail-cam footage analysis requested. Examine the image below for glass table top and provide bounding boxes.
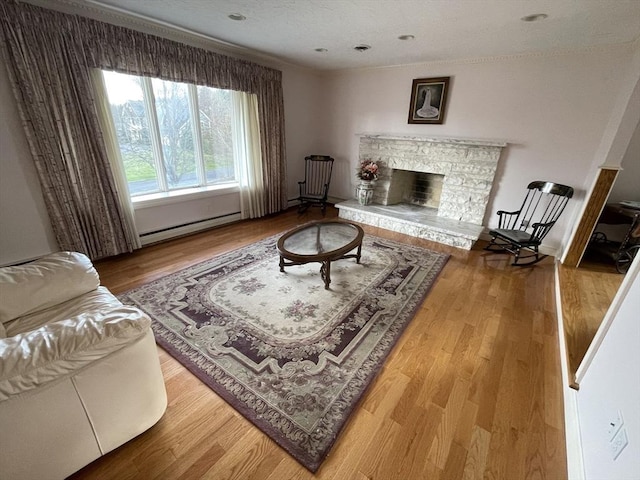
[281,222,360,256]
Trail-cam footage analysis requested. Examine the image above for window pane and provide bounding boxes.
[197,86,235,183]
[152,78,197,190]
[103,71,159,195]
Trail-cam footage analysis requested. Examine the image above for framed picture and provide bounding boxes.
[408,77,450,124]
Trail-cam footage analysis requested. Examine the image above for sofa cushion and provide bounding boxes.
[4,286,122,338]
[0,307,151,401]
[0,252,100,324]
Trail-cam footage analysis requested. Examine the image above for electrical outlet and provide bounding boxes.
[607,410,624,441]
[610,428,628,460]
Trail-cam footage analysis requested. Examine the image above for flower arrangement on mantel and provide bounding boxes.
[356,159,379,182]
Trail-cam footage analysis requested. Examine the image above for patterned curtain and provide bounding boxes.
[0,2,138,259]
[0,1,287,259]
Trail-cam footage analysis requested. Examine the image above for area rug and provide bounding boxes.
[118,232,448,472]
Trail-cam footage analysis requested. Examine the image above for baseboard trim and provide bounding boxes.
[139,213,242,246]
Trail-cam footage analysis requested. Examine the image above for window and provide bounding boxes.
[102,71,235,197]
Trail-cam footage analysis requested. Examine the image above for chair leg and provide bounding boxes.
[485,238,546,266]
[511,246,546,266]
[484,236,510,253]
[513,247,522,265]
[298,202,309,214]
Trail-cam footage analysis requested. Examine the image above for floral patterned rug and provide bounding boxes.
[119,232,448,472]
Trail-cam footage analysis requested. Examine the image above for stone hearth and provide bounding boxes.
[337,135,506,249]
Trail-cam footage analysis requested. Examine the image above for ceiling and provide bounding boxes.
[76,1,640,70]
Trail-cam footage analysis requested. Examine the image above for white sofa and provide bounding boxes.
[0,252,167,480]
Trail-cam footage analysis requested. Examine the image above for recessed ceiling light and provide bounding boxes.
[228,13,246,21]
[314,48,328,53]
[521,13,548,22]
[354,44,371,52]
[398,35,415,41]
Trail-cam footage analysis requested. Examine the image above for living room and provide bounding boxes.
[1,1,639,479]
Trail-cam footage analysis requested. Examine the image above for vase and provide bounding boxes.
[356,180,375,206]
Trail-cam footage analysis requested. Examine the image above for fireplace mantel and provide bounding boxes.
[337,134,507,249]
[356,133,507,149]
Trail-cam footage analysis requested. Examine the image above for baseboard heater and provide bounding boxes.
[139,212,242,246]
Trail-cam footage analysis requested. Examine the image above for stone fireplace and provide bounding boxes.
[336,134,506,249]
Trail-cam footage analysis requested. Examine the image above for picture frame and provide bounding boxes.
[408,77,450,124]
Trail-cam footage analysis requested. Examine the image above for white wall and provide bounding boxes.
[560,40,640,259]
[134,191,241,236]
[575,258,640,480]
[0,61,57,266]
[609,119,640,204]
[282,66,329,201]
[595,119,640,243]
[322,45,637,250]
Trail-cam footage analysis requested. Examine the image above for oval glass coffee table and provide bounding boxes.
[277,220,364,289]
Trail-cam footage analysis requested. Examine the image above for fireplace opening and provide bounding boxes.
[385,170,444,210]
[406,172,444,209]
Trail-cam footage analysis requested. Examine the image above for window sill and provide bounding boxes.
[132,183,240,209]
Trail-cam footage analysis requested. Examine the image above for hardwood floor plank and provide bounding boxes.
[173,442,226,480]
[441,441,469,480]
[473,310,509,432]
[403,403,444,480]
[558,260,622,386]
[462,425,491,480]
[356,416,403,478]
[482,341,520,480]
[427,377,471,468]
[264,458,308,480]
[199,428,277,480]
[66,206,567,479]
[321,408,381,479]
[452,402,478,459]
[416,350,452,408]
[389,360,432,425]
[360,366,411,417]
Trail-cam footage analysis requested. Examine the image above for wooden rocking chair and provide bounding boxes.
[297,155,334,214]
[485,181,574,266]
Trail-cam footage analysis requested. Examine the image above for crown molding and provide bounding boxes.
[324,40,640,75]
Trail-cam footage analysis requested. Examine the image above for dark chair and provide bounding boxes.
[485,181,574,266]
[297,155,334,214]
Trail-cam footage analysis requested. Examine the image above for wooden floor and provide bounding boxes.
[71,206,567,480]
[558,252,624,388]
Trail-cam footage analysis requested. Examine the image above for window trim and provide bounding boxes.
[141,76,168,192]
[132,182,240,210]
[102,70,236,198]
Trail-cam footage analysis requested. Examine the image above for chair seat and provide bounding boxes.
[300,193,324,201]
[489,228,540,246]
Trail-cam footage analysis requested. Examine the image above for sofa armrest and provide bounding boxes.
[0,307,151,401]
